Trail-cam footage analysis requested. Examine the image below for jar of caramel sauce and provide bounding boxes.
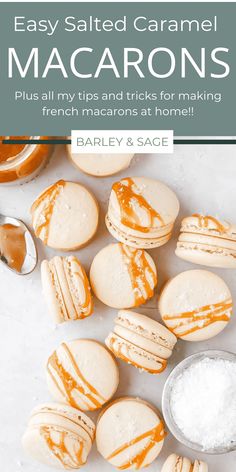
[0,136,54,184]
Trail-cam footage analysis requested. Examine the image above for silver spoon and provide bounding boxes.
[0,215,37,275]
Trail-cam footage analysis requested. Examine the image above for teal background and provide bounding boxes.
[0,2,235,135]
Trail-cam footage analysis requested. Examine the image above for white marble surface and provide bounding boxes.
[0,145,236,472]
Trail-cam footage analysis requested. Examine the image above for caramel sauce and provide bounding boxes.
[0,136,29,163]
[66,257,93,318]
[47,342,105,410]
[0,223,26,271]
[40,425,84,468]
[107,421,166,469]
[31,180,65,243]
[0,136,53,183]
[192,214,227,234]
[120,244,157,306]
[163,299,232,337]
[109,337,167,374]
[112,178,164,233]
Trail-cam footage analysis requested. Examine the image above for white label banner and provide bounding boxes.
[71,130,173,154]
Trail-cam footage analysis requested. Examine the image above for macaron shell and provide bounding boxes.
[108,177,179,232]
[41,259,67,324]
[96,398,165,469]
[181,214,236,236]
[29,403,95,439]
[161,454,192,472]
[105,332,167,373]
[159,270,232,341]
[67,146,134,177]
[31,180,99,250]
[106,214,172,249]
[176,242,236,268]
[90,243,157,309]
[46,340,119,411]
[193,460,208,472]
[22,403,95,469]
[117,310,177,350]
[114,325,173,359]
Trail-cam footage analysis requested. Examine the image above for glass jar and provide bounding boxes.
[0,136,54,184]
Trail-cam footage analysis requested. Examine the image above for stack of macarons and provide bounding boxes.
[105,310,177,374]
[161,454,208,472]
[176,213,236,268]
[106,176,180,248]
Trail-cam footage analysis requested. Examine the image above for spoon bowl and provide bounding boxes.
[0,215,37,275]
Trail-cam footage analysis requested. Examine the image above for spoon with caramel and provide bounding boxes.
[0,215,37,275]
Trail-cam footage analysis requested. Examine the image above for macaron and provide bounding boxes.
[46,339,119,411]
[176,213,236,268]
[67,146,134,177]
[159,269,233,341]
[105,310,177,374]
[106,177,179,249]
[96,397,166,469]
[161,454,208,472]
[22,402,95,469]
[31,180,99,250]
[41,256,93,324]
[90,243,157,308]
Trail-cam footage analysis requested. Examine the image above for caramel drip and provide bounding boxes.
[67,257,93,318]
[0,224,26,271]
[107,421,166,469]
[112,178,164,233]
[109,336,167,374]
[192,214,227,234]
[31,180,65,243]
[0,136,29,162]
[120,244,157,306]
[40,425,84,469]
[163,299,232,337]
[47,342,106,410]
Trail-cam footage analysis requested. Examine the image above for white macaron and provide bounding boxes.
[106,177,179,248]
[159,270,233,341]
[41,256,93,324]
[46,339,119,411]
[90,243,157,308]
[105,310,177,374]
[31,180,99,250]
[96,397,165,469]
[67,146,134,177]
[161,454,208,472]
[22,402,95,469]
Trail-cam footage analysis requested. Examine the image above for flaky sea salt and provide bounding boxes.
[170,357,236,449]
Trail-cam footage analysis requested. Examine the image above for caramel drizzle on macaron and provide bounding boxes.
[112,178,164,233]
[65,256,93,318]
[192,214,228,234]
[108,336,167,374]
[120,244,157,306]
[107,421,166,469]
[163,298,232,337]
[31,180,65,243]
[40,425,85,468]
[47,342,106,410]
